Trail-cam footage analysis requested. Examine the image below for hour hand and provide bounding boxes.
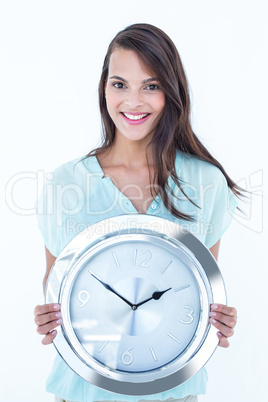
[135,287,172,308]
[89,270,134,309]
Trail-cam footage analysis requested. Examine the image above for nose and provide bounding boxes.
[124,89,143,109]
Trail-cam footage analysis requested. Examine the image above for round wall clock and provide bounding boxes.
[45,214,226,395]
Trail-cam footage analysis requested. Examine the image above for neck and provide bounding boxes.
[102,133,154,170]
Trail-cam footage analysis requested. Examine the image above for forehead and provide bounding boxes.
[108,48,153,79]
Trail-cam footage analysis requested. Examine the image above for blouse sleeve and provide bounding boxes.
[35,171,62,257]
[35,162,79,258]
[204,170,239,249]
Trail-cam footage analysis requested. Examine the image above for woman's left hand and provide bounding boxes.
[209,304,237,348]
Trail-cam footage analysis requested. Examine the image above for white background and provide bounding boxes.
[1,1,267,401]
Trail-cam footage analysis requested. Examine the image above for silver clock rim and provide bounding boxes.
[45,214,226,395]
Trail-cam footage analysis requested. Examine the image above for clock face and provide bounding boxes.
[66,237,202,373]
[46,215,226,395]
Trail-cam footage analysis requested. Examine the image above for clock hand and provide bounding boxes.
[135,287,172,309]
[89,270,135,309]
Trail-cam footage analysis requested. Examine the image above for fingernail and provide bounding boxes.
[56,319,62,324]
[217,332,223,337]
[210,312,217,317]
[55,312,61,318]
[51,330,57,335]
[211,304,218,310]
[53,304,60,310]
[210,318,216,324]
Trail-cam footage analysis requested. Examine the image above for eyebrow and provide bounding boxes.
[109,75,158,84]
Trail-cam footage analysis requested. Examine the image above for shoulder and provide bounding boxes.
[176,150,227,188]
[49,156,85,183]
[48,155,100,187]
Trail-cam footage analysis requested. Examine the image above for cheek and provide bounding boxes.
[154,94,165,113]
[106,91,122,113]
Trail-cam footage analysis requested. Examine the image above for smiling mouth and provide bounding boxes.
[121,112,150,121]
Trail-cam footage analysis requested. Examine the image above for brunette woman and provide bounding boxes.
[34,23,239,402]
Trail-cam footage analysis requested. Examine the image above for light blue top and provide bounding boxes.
[36,150,238,402]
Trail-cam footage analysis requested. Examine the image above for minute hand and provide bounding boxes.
[135,287,172,309]
[89,270,134,308]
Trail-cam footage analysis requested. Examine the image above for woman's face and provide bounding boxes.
[105,48,165,144]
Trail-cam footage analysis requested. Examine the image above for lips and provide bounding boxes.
[122,112,149,121]
[121,112,151,125]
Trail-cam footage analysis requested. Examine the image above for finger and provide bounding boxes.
[34,303,61,316]
[34,310,61,326]
[209,311,237,328]
[217,332,229,348]
[36,318,62,336]
[42,330,57,345]
[209,317,234,338]
[210,304,237,318]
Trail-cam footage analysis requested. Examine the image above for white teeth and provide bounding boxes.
[123,113,149,120]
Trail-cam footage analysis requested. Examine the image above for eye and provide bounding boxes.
[145,84,160,91]
[112,82,126,89]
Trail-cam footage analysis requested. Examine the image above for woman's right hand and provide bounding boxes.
[34,303,62,345]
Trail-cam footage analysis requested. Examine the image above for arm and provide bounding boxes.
[209,240,220,261]
[34,247,62,345]
[209,239,237,348]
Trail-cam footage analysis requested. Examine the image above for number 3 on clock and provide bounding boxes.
[180,305,194,324]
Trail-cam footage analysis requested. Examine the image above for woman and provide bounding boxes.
[34,23,239,402]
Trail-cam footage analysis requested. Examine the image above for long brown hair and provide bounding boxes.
[85,23,244,221]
